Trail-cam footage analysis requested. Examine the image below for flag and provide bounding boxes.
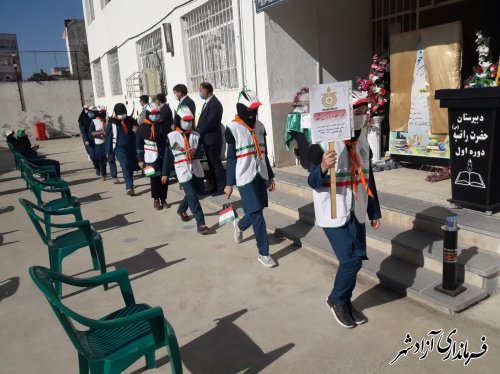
[219,204,235,227]
[144,166,160,178]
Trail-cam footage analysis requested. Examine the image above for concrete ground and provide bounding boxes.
[1,137,499,373]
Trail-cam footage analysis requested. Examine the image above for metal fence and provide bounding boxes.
[184,0,239,91]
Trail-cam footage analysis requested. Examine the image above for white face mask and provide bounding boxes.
[149,114,160,122]
[353,115,367,131]
[180,120,192,131]
[117,114,126,120]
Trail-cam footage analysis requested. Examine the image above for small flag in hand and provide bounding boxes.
[219,203,235,227]
[144,166,159,178]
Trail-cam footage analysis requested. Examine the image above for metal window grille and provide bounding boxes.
[137,29,164,71]
[92,59,105,97]
[372,0,465,55]
[184,0,238,91]
[107,49,123,96]
[86,0,95,23]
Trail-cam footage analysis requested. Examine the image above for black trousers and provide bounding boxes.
[204,143,226,193]
[150,176,168,200]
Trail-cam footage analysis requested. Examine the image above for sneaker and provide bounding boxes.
[178,211,189,222]
[258,255,277,268]
[154,199,163,210]
[233,219,243,243]
[113,178,120,184]
[325,299,356,329]
[347,301,367,325]
[127,189,135,196]
[198,225,209,235]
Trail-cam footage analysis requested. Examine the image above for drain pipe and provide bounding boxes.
[236,0,247,89]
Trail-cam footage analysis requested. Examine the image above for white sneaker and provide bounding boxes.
[258,255,276,268]
[233,219,243,243]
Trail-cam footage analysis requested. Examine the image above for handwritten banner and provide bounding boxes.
[310,81,353,144]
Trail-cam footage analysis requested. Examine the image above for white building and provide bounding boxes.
[82,0,379,167]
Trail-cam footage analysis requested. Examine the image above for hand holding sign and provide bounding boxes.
[310,81,354,218]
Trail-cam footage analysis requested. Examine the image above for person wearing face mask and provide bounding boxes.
[162,105,209,234]
[89,105,109,181]
[224,90,277,268]
[106,103,139,196]
[173,84,196,128]
[78,104,100,174]
[136,103,170,210]
[197,82,225,195]
[307,91,382,329]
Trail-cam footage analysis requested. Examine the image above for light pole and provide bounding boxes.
[12,52,26,111]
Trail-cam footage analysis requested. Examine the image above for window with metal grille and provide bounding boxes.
[137,29,164,71]
[372,0,465,55]
[100,0,111,8]
[107,49,123,96]
[86,0,95,23]
[92,59,105,97]
[184,0,238,91]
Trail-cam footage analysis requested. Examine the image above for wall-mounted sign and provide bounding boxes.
[255,0,288,13]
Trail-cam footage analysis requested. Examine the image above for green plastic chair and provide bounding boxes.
[18,156,58,183]
[19,198,107,297]
[29,266,183,374]
[23,171,79,212]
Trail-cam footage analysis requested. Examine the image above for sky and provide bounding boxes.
[0,0,84,78]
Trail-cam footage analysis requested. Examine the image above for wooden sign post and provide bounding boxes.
[310,81,354,219]
[329,142,337,219]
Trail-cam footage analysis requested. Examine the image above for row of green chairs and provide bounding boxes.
[9,142,183,373]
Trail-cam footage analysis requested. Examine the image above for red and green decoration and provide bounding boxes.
[357,52,389,117]
[464,31,498,88]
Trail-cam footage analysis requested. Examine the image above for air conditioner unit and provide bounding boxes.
[142,69,162,96]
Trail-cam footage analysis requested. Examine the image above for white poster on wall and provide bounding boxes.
[309,81,354,144]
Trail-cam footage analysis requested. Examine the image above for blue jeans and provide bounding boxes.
[94,144,107,176]
[324,216,366,305]
[114,147,134,190]
[108,153,117,179]
[178,178,205,226]
[238,210,269,256]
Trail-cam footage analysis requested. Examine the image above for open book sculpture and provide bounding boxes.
[455,159,486,189]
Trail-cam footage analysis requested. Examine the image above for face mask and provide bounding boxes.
[199,92,206,100]
[353,115,367,131]
[180,120,192,131]
[149,114,160,122]
[87,112,95,119]
[117,114,127,120]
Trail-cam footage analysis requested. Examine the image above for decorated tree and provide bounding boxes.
[357,52,389,117]
[464,31,497,88]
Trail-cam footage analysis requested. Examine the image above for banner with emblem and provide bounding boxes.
[310,81,354,144]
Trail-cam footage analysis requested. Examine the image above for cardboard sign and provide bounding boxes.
[310,81,354,144]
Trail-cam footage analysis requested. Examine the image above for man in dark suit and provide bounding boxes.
[156,93,174,132]
[197,82,225,194]
[173,84,196,127]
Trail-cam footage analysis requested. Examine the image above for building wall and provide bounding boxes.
[0,34,21,82]
[82,0,370,167]
[0,80,94,136]
[264,0,372,166]
[65,20,91,79]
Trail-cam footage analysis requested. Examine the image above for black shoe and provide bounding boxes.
[347,301,368,325]
[95,169,101,176]
[326,298,356,328]
[197,225,209,235]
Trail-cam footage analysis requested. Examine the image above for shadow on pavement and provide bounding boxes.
[91,212,143,233]
[0,187,27,197]
[0,230,20,247]
[0,206,15,214]
[0,277,19,302]
[78,192,111,205]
